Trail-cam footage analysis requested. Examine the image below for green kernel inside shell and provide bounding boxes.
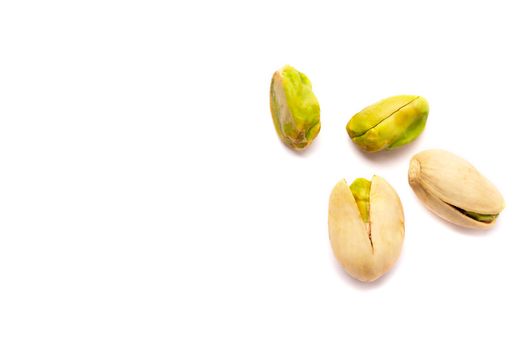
[350,178,371,223]
[452,205,499,223]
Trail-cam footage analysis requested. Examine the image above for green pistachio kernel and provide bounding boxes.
[270,65,321,150]
[349,178,371,223]
[347,95,429,152]
[455,207,499,223]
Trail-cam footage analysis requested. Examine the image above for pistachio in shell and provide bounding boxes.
[347,95,429,152]
[270,65,320,150]
[408,149,505,229]
[328,176,405,282]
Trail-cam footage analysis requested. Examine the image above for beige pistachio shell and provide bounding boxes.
[409,149,505,229]
[328,176,405,282]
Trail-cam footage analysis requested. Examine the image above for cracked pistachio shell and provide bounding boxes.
[328,176,405,282]
[409,149,505,229]
[347,95,429,152]
[270,65,320,150]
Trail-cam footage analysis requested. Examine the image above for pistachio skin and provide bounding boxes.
[347,95,429,152]
[270,65,320,150]
[328,176,404,282]
[409,149,505,229]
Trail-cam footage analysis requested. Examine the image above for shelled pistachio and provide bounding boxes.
[347,95,429,152]
[270,65,320,150]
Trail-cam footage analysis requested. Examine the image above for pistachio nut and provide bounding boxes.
[408,149,505,229]
[328,176,405,282]
[347,95,429,152]
[270,65,320,150]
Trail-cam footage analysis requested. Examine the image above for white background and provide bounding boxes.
[1,0,524,349]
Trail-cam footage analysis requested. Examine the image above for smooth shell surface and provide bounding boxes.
[328,176,405,282]
[409,149,505,229]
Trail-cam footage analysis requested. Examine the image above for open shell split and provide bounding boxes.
[328,176,405,282]
[408,149,504,229]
